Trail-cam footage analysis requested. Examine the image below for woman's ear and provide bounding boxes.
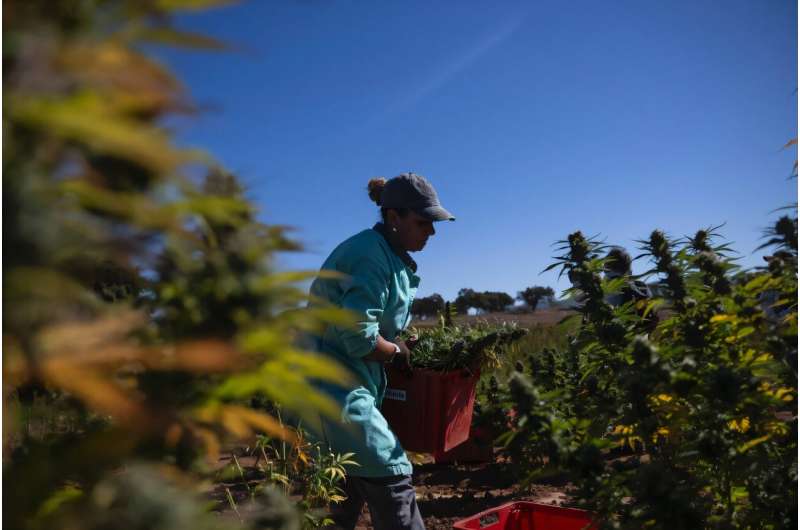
[385,209,399,228]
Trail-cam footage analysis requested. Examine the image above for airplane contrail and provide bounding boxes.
[363,12,530,128]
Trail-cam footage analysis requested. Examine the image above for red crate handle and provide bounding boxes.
[477,511,500,528]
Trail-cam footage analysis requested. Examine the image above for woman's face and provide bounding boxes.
[388,210,436,252]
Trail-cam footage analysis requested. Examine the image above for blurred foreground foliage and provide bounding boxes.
[4,1,353,529]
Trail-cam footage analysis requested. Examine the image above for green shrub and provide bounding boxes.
[501,219,797,529]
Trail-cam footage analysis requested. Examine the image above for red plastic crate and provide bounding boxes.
[381,366,479,454]
[453,501,596,530]
[433,426,494,463]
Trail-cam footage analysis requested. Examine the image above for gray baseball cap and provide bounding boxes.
[381,172,455,221]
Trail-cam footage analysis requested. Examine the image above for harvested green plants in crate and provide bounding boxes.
[384,321,528,454]
[404,322,528,372]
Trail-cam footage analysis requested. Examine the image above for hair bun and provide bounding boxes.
[367,177,387,206]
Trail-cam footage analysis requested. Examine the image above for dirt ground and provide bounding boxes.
[215,450,574,530]
[352,453,572,530]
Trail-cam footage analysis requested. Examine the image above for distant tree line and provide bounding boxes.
[410,285,556,318]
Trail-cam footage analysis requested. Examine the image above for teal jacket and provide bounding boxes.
[308,223,420,477]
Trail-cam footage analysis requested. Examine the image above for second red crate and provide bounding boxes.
[452,501,597,530]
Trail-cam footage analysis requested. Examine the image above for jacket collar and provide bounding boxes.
[372,223,417,272]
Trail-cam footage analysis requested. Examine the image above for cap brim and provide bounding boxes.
[418,205,455,221]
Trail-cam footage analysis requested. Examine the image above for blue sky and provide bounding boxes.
[159,0,797,301]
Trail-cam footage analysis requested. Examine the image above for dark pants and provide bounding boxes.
[330,475,425,530]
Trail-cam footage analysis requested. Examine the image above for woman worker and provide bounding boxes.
[307,172,455,530]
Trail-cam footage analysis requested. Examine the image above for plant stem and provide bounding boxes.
[225,487,242,523]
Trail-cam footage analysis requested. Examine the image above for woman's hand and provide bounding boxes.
[364,334,418,367]
[391,335,418,373]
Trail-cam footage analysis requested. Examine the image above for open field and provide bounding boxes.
[410,308,573,329]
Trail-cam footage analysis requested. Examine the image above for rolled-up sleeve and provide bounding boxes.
[332,257,390,358]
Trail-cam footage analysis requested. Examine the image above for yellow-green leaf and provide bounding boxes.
[744,274,770,292]
[737,434,772,453]
[36,484,83,519]
[253,269,345,292]
[10,93,202,174]
[736,326,755,339]
[710,314,736,324]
